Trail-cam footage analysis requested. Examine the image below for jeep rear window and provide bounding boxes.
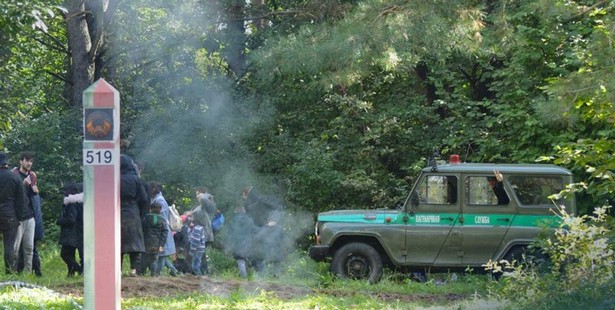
[508,176,565,206]
[466,176,505,205]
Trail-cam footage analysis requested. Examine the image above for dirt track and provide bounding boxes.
[54,275,466,303]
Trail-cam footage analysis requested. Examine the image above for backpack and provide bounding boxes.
[168,204,183,231]
[211,211,225,232]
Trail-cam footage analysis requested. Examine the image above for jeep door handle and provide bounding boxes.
[497,218,510,222]
[442,217,454,221]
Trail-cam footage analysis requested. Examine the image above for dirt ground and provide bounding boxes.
[55,275,466,303]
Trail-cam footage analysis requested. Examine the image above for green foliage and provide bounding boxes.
[1,110,83,242]
[485,205,615,309]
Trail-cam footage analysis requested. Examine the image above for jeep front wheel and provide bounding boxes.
[331,242,383,283]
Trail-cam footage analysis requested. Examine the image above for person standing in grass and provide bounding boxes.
[189,214,207,276]
[0,152,27,275]
[224,205,257,278]
[57,182,84,277]
[140,202,168,276]
[148,181,180,276]
[12,151,39,275]
[120,154,149,276]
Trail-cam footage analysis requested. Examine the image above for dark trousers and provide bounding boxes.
[122,252,142,272]
[0,219,18,274]
[18,240,43,276]
[140,253,159,276]
[60,245,84,276]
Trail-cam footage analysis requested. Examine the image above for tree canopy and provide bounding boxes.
[0,0,613,228]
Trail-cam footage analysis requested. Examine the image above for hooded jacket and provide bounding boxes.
[57,192,84,248]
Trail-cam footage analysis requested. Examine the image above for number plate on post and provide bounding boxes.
[83,149,116,165]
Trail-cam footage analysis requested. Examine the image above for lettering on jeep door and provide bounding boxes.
[460,176,514,265]
[406,175,462,265]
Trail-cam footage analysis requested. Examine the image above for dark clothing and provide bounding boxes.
[1,224,18,274]
[224,212,257,260]
[0,167,27,219]
[60,245,83,276]
[244,190,283,227]
[0,166,27,274]
[57,192,84,276]
[493,182,510,205]
[120,155,149,254]
[141,210,175,276]
[12,168,36,221]
[141,253,159,276]
[142,213,168,253]
[57,193,84,248]
[32,195,44,240]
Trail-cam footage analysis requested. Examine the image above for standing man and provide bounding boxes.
[0,152,27,274]
[12,151,39,274]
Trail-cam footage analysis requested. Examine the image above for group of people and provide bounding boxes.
[0,151,289,279]
[0,151,44,276]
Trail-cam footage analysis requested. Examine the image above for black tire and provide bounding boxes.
[331,242,383,283]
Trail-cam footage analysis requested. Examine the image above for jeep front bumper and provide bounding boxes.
[308,245,330,261]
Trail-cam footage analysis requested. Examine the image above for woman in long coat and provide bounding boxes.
[120,154,149,276]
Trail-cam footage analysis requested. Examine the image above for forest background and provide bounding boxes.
[1,0,614,242]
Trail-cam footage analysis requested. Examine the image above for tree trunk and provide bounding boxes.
[64,0,114,108]
[226,1,247,78]
[65,0,95,108]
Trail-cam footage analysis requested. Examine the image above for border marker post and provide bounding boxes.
[82,79,121,309]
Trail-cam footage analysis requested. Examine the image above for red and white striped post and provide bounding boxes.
[82,79,121,309]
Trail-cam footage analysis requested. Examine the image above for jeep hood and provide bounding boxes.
[317,209,402,224]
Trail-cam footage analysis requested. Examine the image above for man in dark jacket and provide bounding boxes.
[0,152,27,274]
[11,151,38,275]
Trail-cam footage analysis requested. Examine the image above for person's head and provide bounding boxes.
[62,182,82,196]
[487,177,497,188]
[18,151,34,171]
[241,186,253,200]
[148,181,162,196]
[150,202,162,214]
[0,152,8,167]
[196,186,209,196]
[120,154,136,174]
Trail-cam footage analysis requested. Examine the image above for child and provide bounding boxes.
[173,214,192,274]
[189,213,207,276]
[56,182,84,277]
[140,202,168,276]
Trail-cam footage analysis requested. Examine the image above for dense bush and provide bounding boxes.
[485,205,615,308]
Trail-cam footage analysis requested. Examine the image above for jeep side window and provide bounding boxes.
[508,176,564,206]
[466,176,499,205]
[417,175,457,204]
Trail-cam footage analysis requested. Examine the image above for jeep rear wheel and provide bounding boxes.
[493,246,550,280]
[331,242,383,283]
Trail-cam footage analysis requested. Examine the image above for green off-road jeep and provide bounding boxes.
[308,155,575,282]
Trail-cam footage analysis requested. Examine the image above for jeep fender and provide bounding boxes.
[495,239,534,261]
[328,232,398,266]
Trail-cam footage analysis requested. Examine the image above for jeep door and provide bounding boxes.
[405,174,462,266]
[459,175,514,265]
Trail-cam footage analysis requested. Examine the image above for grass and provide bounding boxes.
[0,241,503,309]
